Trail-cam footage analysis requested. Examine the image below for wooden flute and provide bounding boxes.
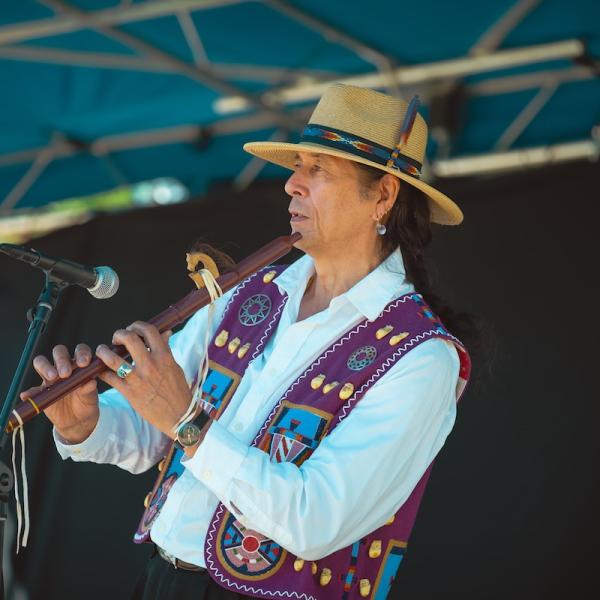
[6,233,301,433]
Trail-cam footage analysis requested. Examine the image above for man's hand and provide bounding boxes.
[22,343,100,444]
[95,322,191,439]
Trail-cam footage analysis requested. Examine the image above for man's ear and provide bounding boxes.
[376,174,400,217]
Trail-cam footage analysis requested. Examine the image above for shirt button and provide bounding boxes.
[233,422,244,433]
[203,469,212,480]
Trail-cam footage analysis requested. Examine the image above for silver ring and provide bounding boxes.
[116,362,134,379]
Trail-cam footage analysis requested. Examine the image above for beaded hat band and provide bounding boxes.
[244,84,464,226]
[300,124,422,178]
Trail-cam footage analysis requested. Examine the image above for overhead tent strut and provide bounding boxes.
[433,137,600,177]
[0,0,248,45]
[214,39,586,114]
[470,0,542,55]
[0,45,340,84]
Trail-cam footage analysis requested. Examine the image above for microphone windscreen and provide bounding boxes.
[89,266,119,299]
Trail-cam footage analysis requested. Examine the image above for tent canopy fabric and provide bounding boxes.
[0,0,598,210]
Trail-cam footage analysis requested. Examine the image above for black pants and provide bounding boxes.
[131,553,261,600]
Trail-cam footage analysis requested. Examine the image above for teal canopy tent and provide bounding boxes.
[0,0,598,211]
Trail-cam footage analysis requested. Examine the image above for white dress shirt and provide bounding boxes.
[54,249,460,566]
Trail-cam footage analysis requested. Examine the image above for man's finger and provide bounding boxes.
[97,368,126,394]
[74,344,93,368]
[96,344,134,376]
[20,385,43,400]
[127,321,165,354]
[52,345,73,378]
[111,329,147,366]
[79,379,98,394]
[32,355,57,382]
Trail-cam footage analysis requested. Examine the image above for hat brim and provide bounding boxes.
[243,141,463,225]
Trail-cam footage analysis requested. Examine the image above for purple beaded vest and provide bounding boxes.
[135,264,471,599]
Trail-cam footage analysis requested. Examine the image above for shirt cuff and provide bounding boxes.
[181,420,249,502]
[53,403,114,461]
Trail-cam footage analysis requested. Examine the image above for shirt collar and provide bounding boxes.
[274,249,410,322]
[274,253,314,298]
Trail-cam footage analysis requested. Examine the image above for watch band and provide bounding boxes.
[191,409,211,431]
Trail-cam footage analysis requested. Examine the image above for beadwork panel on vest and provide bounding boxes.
[259,401,333,467]
[194,360,241,419]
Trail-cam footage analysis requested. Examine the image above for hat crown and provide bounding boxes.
[308,84,428,164]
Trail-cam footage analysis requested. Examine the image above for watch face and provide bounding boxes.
[178,423,201,447]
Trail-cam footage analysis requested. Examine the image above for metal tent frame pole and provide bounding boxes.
[214,39,586,114]
[0,0,247,44]
[0,45,338,83]
[432,137,600,177]
[470,0,542,55]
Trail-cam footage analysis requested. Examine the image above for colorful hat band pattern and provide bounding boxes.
[300,124,422,178]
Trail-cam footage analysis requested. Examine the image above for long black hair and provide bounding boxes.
[355,162,488,365]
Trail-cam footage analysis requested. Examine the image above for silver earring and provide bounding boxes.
[376,220,386,235]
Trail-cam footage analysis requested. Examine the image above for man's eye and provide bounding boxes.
[310,165,322,173]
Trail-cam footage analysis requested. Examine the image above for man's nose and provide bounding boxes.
[284,170,306,198]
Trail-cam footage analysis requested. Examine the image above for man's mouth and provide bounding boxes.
[289,210,308,222]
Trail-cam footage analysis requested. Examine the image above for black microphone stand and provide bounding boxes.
[0,270,68,599]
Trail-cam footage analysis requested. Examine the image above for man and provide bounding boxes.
[24,84,471,599]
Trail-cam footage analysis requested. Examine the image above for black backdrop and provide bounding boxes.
[1,161,598,599]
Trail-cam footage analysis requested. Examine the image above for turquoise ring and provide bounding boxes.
[116,362,134,379]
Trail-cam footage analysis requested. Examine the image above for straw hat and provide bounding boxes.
[244,84,463,225]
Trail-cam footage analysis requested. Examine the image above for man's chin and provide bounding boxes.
[291,230,310,252]
[290,222,317,246]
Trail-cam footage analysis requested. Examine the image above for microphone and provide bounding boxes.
[0,243,119,299]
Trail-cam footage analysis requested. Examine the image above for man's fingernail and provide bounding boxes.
[47,368,57,379]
